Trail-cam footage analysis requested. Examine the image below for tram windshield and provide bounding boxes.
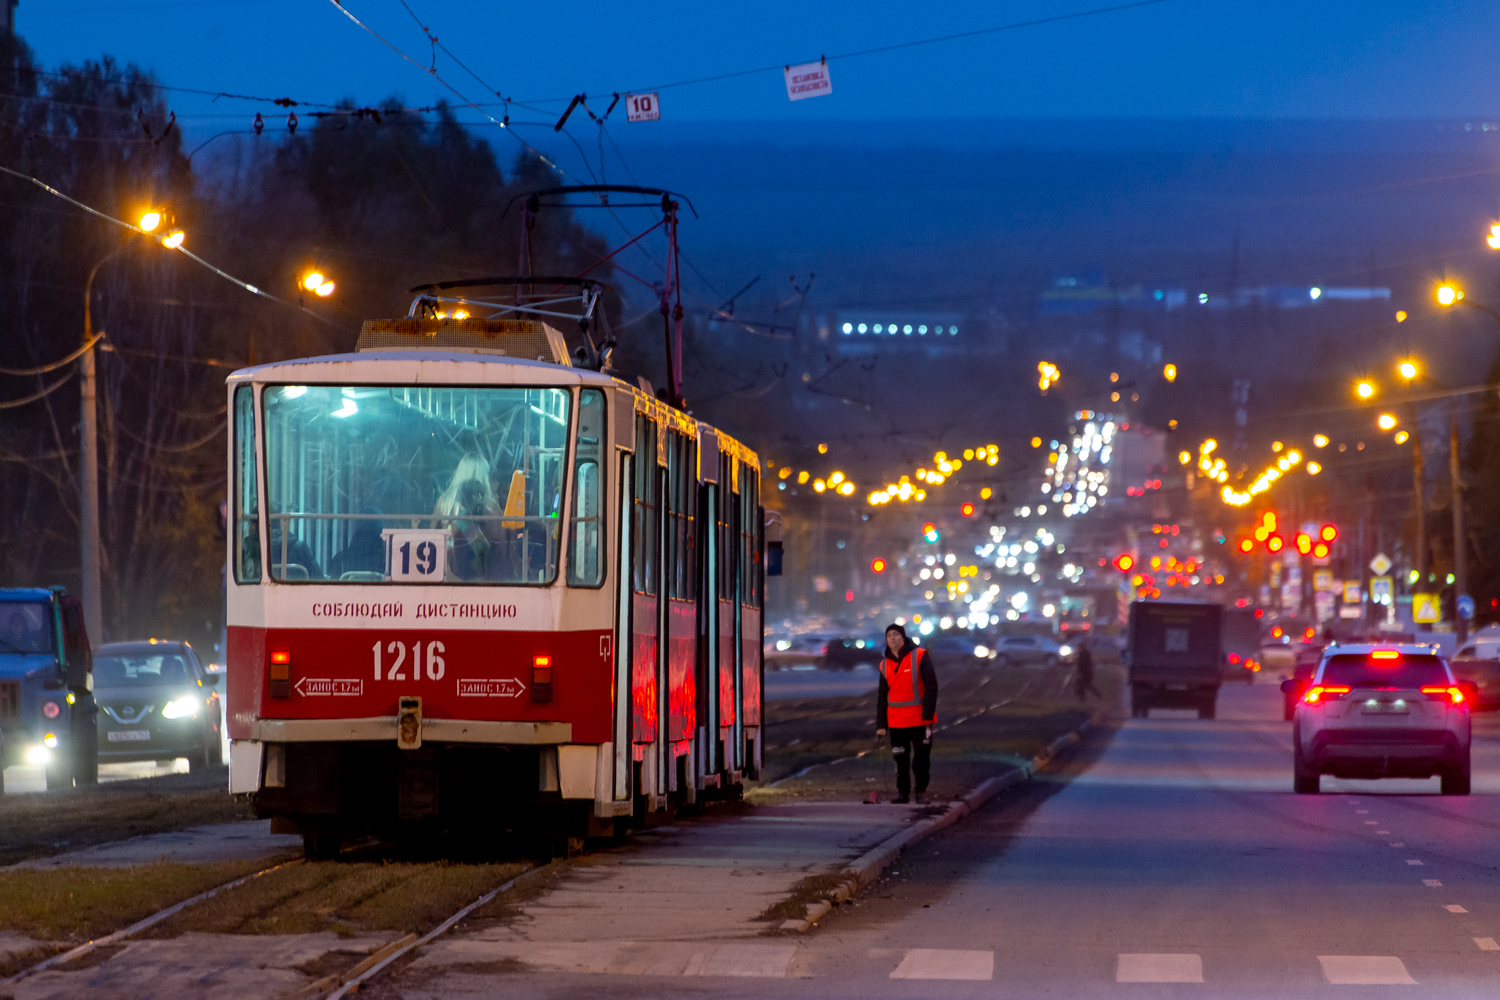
[261,384,571,584]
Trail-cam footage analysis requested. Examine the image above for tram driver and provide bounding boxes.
[434,454,505,581]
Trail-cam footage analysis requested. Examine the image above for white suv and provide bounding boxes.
[1284,644,1472,795]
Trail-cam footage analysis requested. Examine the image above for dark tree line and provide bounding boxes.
[0,33,613,648]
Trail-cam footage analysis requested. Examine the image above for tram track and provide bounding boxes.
[2,858,301,988]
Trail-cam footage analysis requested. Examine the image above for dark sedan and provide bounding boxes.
[93,640,222,771]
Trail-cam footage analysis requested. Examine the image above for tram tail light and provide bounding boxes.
[1303,685,1349,704]
[532,654,553,703]
[269,650,291,699]
[1421,685,1466,705]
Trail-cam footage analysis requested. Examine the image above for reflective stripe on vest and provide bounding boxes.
[883,648,925,709]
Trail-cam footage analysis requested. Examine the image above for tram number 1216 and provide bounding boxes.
[382,528,448,581]
[373,640,446,681]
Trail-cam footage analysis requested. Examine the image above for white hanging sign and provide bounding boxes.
[383,528,449,582]
[625,93,660,122]
[784,59,832,101]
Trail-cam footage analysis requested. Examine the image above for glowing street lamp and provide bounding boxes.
[1437,284,1463,306]
[1377,413,1398,431]
[138,210,162,233]
[161,229,185,249]
[1397,359,1418,380]
[1488,223,1500,250]
[1355,380,1375,399]
[302,270,336,298]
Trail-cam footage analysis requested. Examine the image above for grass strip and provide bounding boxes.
[0,859,270,943]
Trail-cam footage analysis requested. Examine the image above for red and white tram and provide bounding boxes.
[225,291,763,857]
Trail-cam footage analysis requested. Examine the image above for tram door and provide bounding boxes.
[629,413,661,802]
[714,451,740,776]
[662,429,697,795]
[738,461,763,778]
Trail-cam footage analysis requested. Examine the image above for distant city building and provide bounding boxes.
[1039,272,1389,315]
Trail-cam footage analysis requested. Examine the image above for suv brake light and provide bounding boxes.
[1420,685,1466,705]
[1304,684,1350,704]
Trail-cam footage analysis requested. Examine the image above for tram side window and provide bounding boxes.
[632,414,658,595]
[261,384,571,585]
[739,461,760,608]
[232,385,261,583]
[664,431,698,601]
[567,389,605,588]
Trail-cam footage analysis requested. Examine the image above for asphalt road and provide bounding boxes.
[408,683,1500,998]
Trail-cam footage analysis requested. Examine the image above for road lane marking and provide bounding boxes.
[1364,821,1378,825]
[1390,843,1405,847]
[889,949,994,980]
[1406,860,1424,865]
[1318,956,1416,985]
[1376,830,1390,835]
[1423,880,1442,887]
[1476,938,1499,951]
[1444,905,1469,913]
[1116,954,1203,983]
[1357,809,1369,813]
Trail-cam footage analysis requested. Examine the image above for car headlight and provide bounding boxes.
[27,745,52,764]
[162,694,202,720]
[974,645,989,658]
[1059,645,1073,657]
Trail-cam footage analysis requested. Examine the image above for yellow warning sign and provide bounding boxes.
[1411,592,1441,624]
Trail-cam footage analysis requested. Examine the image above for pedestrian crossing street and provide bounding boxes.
[420,941,1487,983]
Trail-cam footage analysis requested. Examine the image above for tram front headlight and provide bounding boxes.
[162,694,201,719]
[27,745,52,764]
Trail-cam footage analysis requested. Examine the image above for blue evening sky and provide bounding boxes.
[15,0,1500,126]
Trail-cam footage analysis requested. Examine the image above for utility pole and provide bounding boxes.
[1451,403,1467,644]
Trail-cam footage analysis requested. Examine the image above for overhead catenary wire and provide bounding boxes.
[0,369,77,410]
[322,0,576,182]
[0,331,105,376]
[516,0,1177,104]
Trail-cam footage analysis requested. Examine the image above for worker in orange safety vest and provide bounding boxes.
[875,623,939,804]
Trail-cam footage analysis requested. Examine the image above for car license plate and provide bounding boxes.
[1361,701,1409,715]
[107,729,150,742]
[1165,684,1188,690]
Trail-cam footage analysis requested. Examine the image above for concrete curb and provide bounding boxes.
[779,712,1099,932]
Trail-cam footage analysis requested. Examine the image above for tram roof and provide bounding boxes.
[226,351,616,389]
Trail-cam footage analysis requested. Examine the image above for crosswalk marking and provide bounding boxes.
[1116,954,1203,983]
[1445,904,1468,913]
[1476,938,1500,951]
[889,949,994,980]
[1423,879,1443,887]
[1318,956,1416,985]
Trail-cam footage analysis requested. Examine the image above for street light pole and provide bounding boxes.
[80,245,124,644]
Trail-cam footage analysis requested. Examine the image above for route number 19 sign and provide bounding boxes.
[383,529,448,582]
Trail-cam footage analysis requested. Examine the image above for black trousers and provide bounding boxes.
[889,725,932,796]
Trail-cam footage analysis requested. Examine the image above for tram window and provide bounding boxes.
[632,414,658,595]
[739,461,760,608]
[261,384,571,585]
[232,385,261,583]
[567,389,605,588]
[664,431,698,601]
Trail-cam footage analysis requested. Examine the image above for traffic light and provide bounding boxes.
[1320,524,1337,542]
[1114,554,1135,572]
[960,502,975,517]
[922,522,939,543]
[1266,535,1284,553]
[1295,532,1312,555]
[1238,538,1254,554]
[870,558,887,574]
